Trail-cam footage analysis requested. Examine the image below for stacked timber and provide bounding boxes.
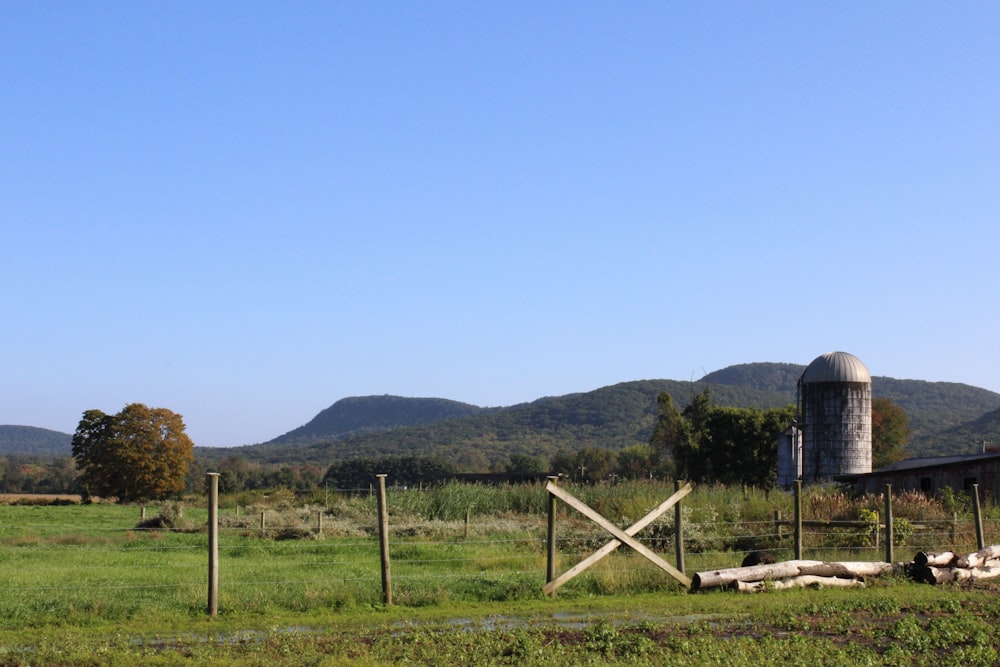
[907,545,1000,584]
[691,560,896,592]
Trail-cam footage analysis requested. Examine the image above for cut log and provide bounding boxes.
[914,551,956,567]
[953,565,1000,583]
[691,560,893,591]
[733,575,865,592]
[772,575,865,590]
[692,560,823,591]
[955,545,1000,569]
[910,565,957,585]
[797,562,894,579]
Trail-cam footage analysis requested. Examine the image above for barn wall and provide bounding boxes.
[851,459,1000,499]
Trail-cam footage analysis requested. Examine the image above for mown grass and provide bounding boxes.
[3,482,1000,664]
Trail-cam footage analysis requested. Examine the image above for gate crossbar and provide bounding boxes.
[544,481,692,594]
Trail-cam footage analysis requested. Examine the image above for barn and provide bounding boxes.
[841,452,1000,499]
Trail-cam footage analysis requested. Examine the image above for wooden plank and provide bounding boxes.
[543,483,691,594]
[543,481,691,592]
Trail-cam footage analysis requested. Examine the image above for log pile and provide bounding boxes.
[907,545,1000,585]
[691,560,895,592]
[690,545,1000,592]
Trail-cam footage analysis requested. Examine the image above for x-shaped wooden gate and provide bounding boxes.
[543,480,692,595]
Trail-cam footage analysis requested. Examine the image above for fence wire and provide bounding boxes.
[1,502,998,610]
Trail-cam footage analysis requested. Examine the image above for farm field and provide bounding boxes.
[2,482,1000,665]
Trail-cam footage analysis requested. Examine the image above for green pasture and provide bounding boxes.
[2,482,1000,664]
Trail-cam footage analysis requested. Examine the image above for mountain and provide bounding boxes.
[934,406,1000,454]
[0,426,72,456]
[700,362,803,393]
[269,395,488,445]
[195,363,1000,468]
[9,363,998,465]
[196,379,799,468]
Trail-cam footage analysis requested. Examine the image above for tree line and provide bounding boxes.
[0,392,910,500]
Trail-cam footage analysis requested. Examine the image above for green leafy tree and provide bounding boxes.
[549,447,618,482]
[506,453,545,474]
[72,403,195,502]
[872,396,911,469]
[656,389,794,488]
[616,443,668,480]
[649,392,688,458]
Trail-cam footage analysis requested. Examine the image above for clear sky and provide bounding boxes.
[3,2,998,446]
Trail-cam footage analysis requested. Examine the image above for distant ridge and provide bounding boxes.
[8,362,1000,464]
[199,379,800,467]
[268,395,488,445]
[0,425,72,456]
[700,362,804,393]
[199,364,1000,467]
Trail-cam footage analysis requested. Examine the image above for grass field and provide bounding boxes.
[2,481,1000,665]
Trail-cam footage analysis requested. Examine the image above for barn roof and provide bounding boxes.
[839,452,1000,481]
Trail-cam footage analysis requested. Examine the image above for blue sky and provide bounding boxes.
[3,2,998,446]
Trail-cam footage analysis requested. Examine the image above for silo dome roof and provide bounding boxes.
[801,351,871,384]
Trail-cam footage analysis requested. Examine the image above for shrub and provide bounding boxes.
[136,501,195,532]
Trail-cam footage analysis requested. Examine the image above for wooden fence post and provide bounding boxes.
[260,511,266,534]
[546,476,558,590]
[774,510,782,542]
[206,472,220,617]
[794,480,803,560]
[674,479,685,575]
[884,484,894,564]
[972,483,985,550]
[317,510,323,537]
[376,474,392,605]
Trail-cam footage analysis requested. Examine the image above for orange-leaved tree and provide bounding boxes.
[72,403,195,502]
[871,396,911,469]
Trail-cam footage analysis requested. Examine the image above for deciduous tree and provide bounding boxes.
[72,403,195,502]
[872,397,911,469]
[655,389,795,488]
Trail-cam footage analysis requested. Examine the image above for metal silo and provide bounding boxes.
[776,424,802,488]
[798,351,872,481]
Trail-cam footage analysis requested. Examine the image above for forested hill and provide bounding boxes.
[197,379,795,468]
[700,362,804,393]
[268,395,488,445]
[196,364,1000,467]
[6,364,997,463]
[0,426,72,456]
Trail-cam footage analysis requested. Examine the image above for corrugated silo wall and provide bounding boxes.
[801,381,871,480]
[776,428,801,488]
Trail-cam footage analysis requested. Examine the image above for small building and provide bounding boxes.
[841,452,1000,499]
